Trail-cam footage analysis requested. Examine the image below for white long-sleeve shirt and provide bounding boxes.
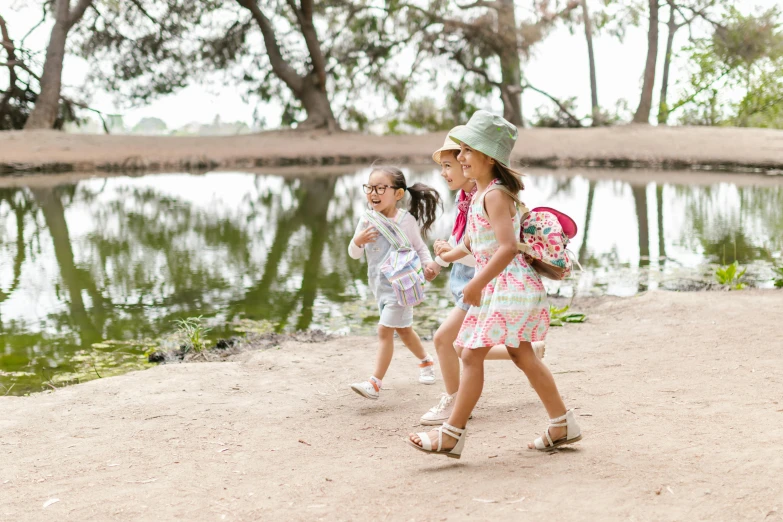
[348,209,433,264]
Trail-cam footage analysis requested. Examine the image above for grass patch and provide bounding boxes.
[174,316,212,353]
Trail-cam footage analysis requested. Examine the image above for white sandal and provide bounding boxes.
[406,423,467,459]
[532,410,582,451]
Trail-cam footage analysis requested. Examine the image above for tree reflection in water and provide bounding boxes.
[0,171,780,394]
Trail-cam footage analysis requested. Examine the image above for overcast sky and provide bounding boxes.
[3,0,778,130]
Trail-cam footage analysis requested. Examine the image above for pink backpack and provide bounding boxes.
[481,184,578,281]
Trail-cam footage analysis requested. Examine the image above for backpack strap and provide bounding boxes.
[478,183,530,220]
[364,209,412,250]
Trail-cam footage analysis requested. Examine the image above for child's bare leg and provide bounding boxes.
[372,325,396,380]
[433,307,467,395]
[395,327,428,360]
[506,342,568,447]
[409,346,491,449]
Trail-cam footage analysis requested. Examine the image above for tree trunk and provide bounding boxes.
[633,0,659,124]
[658,3,678,125]
[499,82,524,127]
[497,0,524,127]
[24,1,72,130]
[581,0,600,125]
[298,74,338,130]
[238,0,338,130]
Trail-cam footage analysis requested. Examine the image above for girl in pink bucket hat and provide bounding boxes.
[417,127,546,427]
[407,111,583,458]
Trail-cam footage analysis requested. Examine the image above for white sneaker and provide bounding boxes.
[350,379,380,400]
[419,359,436,385]
[420,393,455,425]
[533,341,546,360]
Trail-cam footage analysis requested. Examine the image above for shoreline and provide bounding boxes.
[2,125,783,175]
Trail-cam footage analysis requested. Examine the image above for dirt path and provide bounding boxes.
[2,125,783,174]
[1,290,781,521]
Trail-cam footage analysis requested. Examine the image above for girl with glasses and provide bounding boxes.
[348,165,443,400]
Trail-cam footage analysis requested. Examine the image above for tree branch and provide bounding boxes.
[68,0,94,28]
[59,94,114,133]
[235,0,303,94]
[451,50,500,87]
[457,1,499,10]
[298,0,329,89]
[128,0,158,25]
[523,81,583,127]
[0,15,19,113]
[21,2,49,47]
[669,70,730,113]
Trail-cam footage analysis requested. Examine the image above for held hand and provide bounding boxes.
[423,261,441,282]
[354,226,379,247]
[461,280,482,307]
[433,239,452,257]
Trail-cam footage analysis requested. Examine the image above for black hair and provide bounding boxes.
[370,164,443,237]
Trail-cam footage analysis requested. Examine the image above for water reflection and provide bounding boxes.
[1,169,781,394]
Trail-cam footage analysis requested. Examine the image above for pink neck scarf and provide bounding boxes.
[452,184,477,242]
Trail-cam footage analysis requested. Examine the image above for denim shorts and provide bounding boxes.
[378,298,413,328]
[449,263,476,311]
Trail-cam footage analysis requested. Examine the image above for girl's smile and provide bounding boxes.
[457,144,493,182]
[365,171,403,217]
[440,154,473,192]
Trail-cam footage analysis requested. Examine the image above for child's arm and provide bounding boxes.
[438,236,471,265]
[348,217,378,259]
[402,214,433,265]
[461,191,517,306]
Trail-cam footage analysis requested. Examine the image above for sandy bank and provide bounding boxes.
[1,290,781,521]
[2,126,783,175]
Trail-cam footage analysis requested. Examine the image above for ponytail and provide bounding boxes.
[406,182,442,237]
[369,163,443,237]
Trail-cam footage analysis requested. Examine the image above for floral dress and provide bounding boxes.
[455,180,550,349]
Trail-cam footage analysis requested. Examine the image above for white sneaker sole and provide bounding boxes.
[419,413,472,426]
[350,384,378,400]
[419,377,436,385]
[420,416,448,426]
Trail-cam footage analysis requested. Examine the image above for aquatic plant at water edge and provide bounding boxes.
[714,261,747,290]
[174,316,212,353]
[773,267,783,289]
[549,305,587,327]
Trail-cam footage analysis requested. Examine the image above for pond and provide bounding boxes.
[1,167,782,395]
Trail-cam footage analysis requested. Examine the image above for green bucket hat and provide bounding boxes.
[449,110,518,168]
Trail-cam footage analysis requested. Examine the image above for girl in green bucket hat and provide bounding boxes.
[407,110,582,458]
[418,126,546,427]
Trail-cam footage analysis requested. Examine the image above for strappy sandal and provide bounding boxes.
[532,410,582,451]
[406,423,467,459]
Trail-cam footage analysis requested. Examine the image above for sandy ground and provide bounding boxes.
[2,126,783,174]
[1,290,782,521]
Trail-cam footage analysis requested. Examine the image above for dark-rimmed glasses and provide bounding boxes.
[363,184,393,195]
